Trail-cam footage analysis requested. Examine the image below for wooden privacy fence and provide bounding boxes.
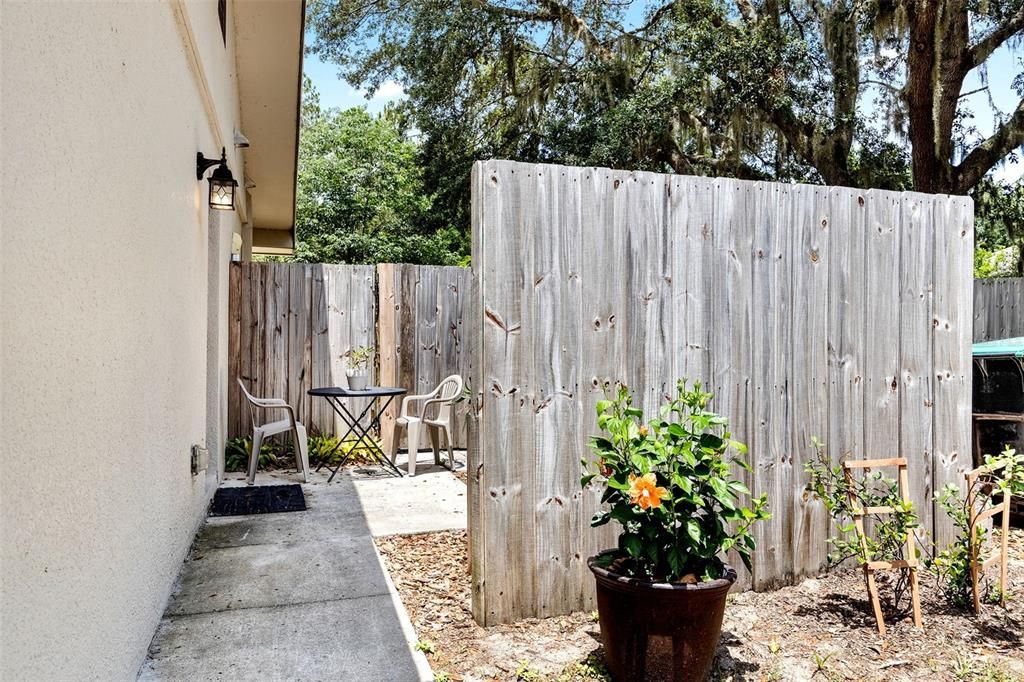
[228,262,474,448]
[974,277,1024,342]
[470,160,974,625]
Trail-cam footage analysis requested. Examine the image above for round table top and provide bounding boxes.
[308,386,407,398]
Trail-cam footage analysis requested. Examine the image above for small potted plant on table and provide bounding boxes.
[583,380,770,682]
[343,346,374,391]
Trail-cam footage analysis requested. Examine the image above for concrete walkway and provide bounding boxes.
[140,455,466,681]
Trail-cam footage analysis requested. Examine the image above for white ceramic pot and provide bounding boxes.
[346,370,369,391]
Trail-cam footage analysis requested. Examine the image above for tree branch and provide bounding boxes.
[536,0,615,61]
[955,96,1024,193]
[737,0,759,24]
[968,5,1024,69]
[629,1,677,36]
[472,0,614,61]
[860,78,903,95]
[471,0,550,22]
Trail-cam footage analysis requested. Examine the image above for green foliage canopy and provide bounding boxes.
[292,78,466,265]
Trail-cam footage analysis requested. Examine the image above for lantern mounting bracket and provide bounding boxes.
[197,148,229,180]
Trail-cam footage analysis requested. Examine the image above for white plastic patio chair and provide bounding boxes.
[389,374,463,476]
[237,378,310,485]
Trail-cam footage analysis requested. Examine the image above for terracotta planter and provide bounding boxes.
[588,551,736,682]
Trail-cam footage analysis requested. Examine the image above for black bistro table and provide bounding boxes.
[308,386,407,481]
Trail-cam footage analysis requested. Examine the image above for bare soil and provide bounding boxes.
[376,530,1024,682]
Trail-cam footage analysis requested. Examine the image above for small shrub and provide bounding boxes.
[307,433,379,467]
[804,438,921,609]
[515,660,541,681]
[414,639,435,655]
[583,380,770,582]
[557,653,611,682]
[931,448,1024,607]
[224,436,279,472]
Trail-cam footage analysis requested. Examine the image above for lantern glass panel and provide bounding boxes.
[209,177,235,210]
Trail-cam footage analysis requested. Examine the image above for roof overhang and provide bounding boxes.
[234,0,305,255]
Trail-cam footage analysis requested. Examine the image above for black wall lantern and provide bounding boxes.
[196,147,238,211]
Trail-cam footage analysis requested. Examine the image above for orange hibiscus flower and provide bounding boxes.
[628,473,669,510]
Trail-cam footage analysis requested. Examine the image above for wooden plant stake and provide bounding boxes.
[842,458,923,635]
[965,460,1012,614]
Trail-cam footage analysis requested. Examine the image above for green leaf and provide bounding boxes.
[607,474,629,491]
[686,518,702,543]
[622,533,644,558]
[667,546,685,577]
[728,481,751,495]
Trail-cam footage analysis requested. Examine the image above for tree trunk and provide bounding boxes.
[905,0,971,194]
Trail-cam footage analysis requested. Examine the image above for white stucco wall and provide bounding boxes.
[1,2,243,678]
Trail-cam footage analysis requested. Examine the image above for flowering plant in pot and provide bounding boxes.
[582,380,770,682]
[343,346,374,391]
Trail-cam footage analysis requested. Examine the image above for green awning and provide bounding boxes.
[973,337,1024,358]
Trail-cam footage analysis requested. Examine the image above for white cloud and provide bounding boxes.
[372,80,405,99]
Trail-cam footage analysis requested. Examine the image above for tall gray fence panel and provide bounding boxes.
[470,160,974,625]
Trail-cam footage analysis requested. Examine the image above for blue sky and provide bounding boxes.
[304,22,1023,182]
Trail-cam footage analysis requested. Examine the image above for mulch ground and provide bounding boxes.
[376,529,1024,682]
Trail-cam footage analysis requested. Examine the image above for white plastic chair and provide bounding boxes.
[389,375,463,476]
[237,379,309,485]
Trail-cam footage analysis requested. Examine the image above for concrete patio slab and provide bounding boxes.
[349,460,467,537]
[140,595,421,681]
[164,535,387,616]
[143,462,467,681]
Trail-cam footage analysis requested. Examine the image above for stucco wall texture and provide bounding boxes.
[1,2,241,679]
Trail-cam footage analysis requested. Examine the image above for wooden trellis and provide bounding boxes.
[966,461,1012,614]
[842,458,923,635]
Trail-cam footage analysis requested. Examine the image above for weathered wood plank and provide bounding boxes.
[228,262,242,439]
[287,265,312,428]
[574,165,626,611]
[789,183,830,580]
[751,181,793,589]
[708,178,754,590]
[863,190,901,460]
[827,188,866,460]
[266,263,289,411]
[671,175,713,384]
[898,194,935,544]
[622,170,671,411]
[310,264,332,434]
[468,164,486,621]
[530,163,583,617]
[377,263,400,452]
[932,196,974,549]
[416,266,440,402]
[473,160,536,625]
